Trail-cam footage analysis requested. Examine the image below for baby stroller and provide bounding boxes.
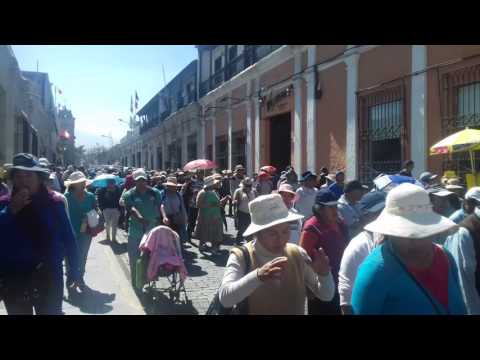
[138,225,189,303]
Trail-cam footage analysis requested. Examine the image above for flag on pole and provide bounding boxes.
[135,91,139,109]
[58,88,63,95]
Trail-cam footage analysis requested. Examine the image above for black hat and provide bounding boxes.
[315,189,338,207]
[344,180,368,193]
[9,153,50,176]
[300,171,317,182]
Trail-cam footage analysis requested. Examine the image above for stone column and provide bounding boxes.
[254,78,260,172]
[411,45,427,177]
[246,81,253,175]
[306,45,317,173]
[345,51,359,180]
[293,51,303,173]
[227,98,233,170]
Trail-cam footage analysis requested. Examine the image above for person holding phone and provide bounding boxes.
[218,194,334,314]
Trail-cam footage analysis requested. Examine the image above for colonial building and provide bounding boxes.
[57,106,76,165]
[112,45,480,184]
[117,60,200,170]
[197,45,480,184]
[21,71,58,163]
[0,46,59,165]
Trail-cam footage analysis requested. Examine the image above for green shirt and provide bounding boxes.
[197,189,221,220]
[65,190,97,239]
[122,187,163,239]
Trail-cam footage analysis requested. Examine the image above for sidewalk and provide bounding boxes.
[0,232,145,315]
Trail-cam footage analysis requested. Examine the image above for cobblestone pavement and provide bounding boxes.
[115,216,238,315]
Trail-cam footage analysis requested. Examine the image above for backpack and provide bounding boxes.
[205,245,251,315]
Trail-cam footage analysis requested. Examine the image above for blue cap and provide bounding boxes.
[315,189,338,206]
[359,191,386,214]
[300,171,317,182]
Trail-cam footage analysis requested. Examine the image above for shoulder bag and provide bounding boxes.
[206,245,251,315]
[387,242,448,315]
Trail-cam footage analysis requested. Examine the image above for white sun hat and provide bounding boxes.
[65,171,92,186]
[465,187,480,202]
[364,182,457,239]
[242,194,304,238]
[132,168,148,181]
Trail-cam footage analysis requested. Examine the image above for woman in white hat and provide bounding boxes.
[218,194,334,315]
[193,175,229,254]
[351,183,467,315]
[64,171,96,292]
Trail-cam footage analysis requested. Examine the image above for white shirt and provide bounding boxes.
[218,239,334,312]
[338,231,382,306]
[233,187,256,214]
[294,186,318,221]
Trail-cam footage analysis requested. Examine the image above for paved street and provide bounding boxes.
[116,216,238,315]
[0,227,145,315]
[1,215,237,315]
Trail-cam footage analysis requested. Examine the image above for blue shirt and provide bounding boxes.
[449,208,467,224]
[352,242,467,315]
[444,226,480,315]
[0,195,80,283]
[328,182,344,200]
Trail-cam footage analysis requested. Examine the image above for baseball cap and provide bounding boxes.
[344,180,368,193]
[300,171,317,182]
[133,169,148,181]
[315,189,338,207]
[359,191,386,214]
[419,172,438,183]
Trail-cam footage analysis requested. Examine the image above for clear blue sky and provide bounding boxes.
[12,45,198,149]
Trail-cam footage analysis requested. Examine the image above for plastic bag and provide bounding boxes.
[86,209,100,228]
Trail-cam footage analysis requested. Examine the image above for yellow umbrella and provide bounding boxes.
[430,127,480,174]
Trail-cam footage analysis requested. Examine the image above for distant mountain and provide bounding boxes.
[75,129,112,149]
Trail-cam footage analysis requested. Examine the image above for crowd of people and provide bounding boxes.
[1,154,480,315]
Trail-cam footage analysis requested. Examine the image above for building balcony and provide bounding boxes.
[199,46,283,97]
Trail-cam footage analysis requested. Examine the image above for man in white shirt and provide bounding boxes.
[294,171,318,224]
[338,191,386,315]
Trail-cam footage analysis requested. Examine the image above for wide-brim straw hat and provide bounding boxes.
[65,171,92,186]
[364,183,457,239]
[204,175,221,188]
[164,177,178,187]
[243,194,304,238]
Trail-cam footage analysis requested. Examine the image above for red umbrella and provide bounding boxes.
[183,159,218,171]
[260,165,277,175]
